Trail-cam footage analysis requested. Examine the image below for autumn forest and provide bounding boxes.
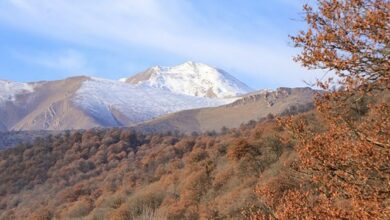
[0,0,389,219]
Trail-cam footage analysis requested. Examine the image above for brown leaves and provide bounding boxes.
[254,96,389,218]
[292,0,390,91]
[249,1,390,219]
[227,139,252,161]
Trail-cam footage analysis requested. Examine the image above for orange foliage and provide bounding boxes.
[0,120,288,219]
[252,0,389,219]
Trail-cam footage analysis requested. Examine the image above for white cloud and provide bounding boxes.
[0,0,323,88]
[13,49,91,75]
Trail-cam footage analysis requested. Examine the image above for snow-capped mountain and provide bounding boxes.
[123,61,253,98]
[0,76,240,131]
[73,77,236,126]
[0,62,255,131]
[0,80,35,103]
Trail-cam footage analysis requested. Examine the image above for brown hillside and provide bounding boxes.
[0,114,301,220]
[136,87,316,134]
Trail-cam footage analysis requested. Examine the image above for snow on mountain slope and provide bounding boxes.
[73,77,237,125]
[0,80,34,104]
[0,61,252,130]
[124,61,253,98]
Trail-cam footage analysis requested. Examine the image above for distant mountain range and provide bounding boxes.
[0,62,253,131]
[0,61,318,137]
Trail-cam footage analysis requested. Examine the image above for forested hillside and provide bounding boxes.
[0,0,388,219]
[1,83,387,219]
[0,116,296,219]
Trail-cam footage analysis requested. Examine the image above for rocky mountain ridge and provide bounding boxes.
[0,62,250,131]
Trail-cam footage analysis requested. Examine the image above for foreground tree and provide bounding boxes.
[292,0,389,91]
[253,0,389,219]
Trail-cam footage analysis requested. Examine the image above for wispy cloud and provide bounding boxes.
[0,0,322,88]
[12,49,92,75]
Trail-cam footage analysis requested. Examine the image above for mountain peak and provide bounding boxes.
[123,62,253,98]
[0,80,35,103]
[181,60,198,67]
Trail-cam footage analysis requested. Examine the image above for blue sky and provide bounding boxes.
[0,0,321,89]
